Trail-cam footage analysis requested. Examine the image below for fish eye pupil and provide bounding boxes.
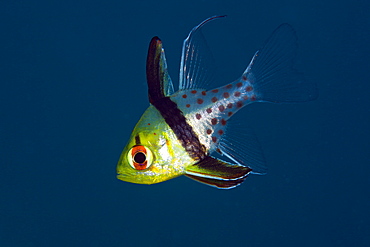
[134,152,146,163]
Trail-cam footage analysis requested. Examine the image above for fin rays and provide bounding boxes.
[219,130,266,174]
[243,23,318,103]
[185,156,252,189]
[179,15,226,90]
[185,174,247,189]
[146,37,174,103]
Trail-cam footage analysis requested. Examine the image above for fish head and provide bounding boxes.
[116,106,191,185]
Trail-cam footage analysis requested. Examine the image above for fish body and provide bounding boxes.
[116,16,317,189]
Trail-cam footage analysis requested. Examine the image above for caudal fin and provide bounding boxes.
[243,24,318,103]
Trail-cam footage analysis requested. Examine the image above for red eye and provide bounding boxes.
[127,145,153,170]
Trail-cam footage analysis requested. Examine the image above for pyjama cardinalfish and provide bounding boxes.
[116,15,318,189]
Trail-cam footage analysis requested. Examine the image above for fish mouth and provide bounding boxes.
[116,174,130,183]
[116,173,127,178]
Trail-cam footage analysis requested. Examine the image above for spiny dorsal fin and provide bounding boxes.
[185,156,252,189]
[146,37,173,104]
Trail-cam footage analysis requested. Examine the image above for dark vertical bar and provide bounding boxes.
[146,37,165,104]
[146,36,207,161]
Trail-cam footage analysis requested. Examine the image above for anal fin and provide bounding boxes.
[185,156,252,189]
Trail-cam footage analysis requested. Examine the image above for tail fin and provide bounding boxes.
[243,24,318,103]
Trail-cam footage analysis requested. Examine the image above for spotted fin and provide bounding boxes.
[185,156,252,189]
[146,37,174,104]
[179,15,226,90]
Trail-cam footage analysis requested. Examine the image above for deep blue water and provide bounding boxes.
[1,0,369,246]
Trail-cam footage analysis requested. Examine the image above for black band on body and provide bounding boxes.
[153,97,207,161]
[146,36,207,160]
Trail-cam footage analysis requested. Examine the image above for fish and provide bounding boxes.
[116,15,318,189]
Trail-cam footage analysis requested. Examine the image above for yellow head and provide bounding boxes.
[116,105,192,185]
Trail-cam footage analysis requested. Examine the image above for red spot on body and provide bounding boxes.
[186,104,191,108]
[191,90,197,94]
[243,95,249,100]
[218,129,224,135]
[196,113,202,120]
[212,136,217,143]
[251,95,257,101]
[201,91,207,96]
[211,118,217,125]
[234,91,241,97]
[153,133,157,135]
[223,92,230,98]
[236,101,243,108]
[242,75,247,81]
[218,105,225,112]
[228,112,233,117]
[246,86,253,92]
[182,94,187,98]
[221,119,227,126]
[211,97,218,103]
[236,82,243,88]
[206,108,212,113]
[197,98,204,104]
[227,103,233,108]
[226,84,232,89]
[147,123,151,125]
[206,129,212,135]
[211,89,219,93]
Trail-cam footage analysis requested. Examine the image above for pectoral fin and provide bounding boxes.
[185,156,252,189]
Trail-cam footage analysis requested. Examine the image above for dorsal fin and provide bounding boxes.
[146,37,207,161]
[179,15,226,90]
[146,37,174,104]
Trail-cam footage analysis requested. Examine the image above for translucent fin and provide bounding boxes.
[179,15,226,90]
[160,48,174,96]
[185,156,252,189]
[243,24,318,103]
[218,120,267,175]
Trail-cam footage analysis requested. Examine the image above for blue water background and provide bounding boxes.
[1,0,369,246]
